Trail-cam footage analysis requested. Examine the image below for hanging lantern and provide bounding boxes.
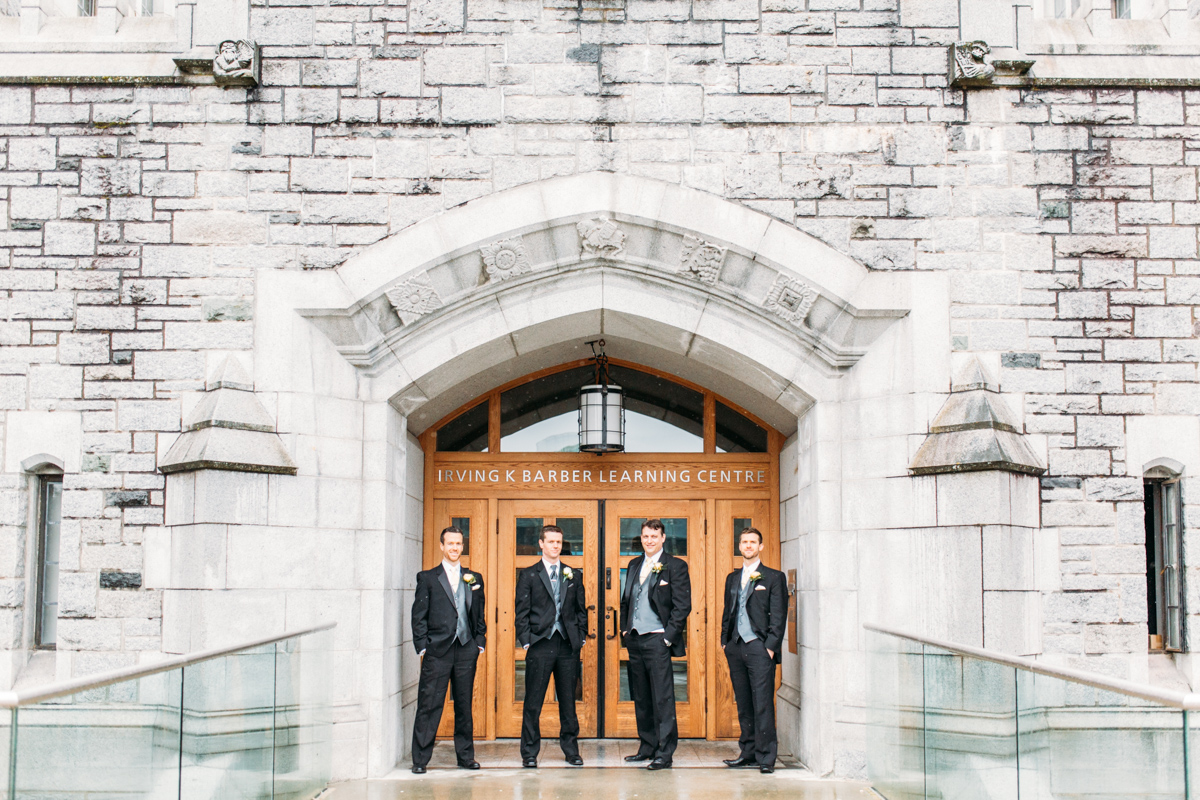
[578,339,625,454]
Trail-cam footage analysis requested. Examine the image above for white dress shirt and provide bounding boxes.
[542,556,561,579]
[639,549,663,584]
[442,559,461,587]
[741,558,761,589]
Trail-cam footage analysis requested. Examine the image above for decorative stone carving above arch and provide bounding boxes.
[292,172,911,432]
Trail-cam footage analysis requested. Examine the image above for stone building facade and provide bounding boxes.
[1,0,1199,782]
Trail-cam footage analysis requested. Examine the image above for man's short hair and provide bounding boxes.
[540,524,563,541]
[439,525,464,544]
[739,526,763,544]
[641,518,666,534]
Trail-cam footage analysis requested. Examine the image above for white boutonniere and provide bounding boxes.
[749,571,762,582]
[562,567,573,580]
[651,562,663,574]
[462,573,477,585]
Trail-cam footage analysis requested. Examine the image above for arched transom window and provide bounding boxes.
[432,362,774,455]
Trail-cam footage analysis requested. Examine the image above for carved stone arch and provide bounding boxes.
[294,172,910,434]
[1144,457,1186,479]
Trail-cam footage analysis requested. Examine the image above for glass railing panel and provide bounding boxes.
[180,643,276,800]
[866,628,926,800]
[1189,709,1200,799]
[923,645,1016,800]
[273,627,333,800]
[11,669,182,799]
[1017,669,1184,799]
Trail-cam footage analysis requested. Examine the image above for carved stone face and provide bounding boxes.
[970,44,987,61]
[220,42,237,59]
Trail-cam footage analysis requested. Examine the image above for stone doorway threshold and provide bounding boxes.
[395,739,807,771]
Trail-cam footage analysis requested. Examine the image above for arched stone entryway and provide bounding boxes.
[215,172,965,778]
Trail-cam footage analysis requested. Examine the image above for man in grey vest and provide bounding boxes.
[514,524,589,767]
[410,526,487,773]
[719,526,786,773]
[619,518,692,770]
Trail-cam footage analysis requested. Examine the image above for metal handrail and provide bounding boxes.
[865,622,1200,711]
[0,622,336,708]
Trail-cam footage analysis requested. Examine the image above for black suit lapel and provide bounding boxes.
[438,565,458,608]
[624,555,643,603]
[538,562,554,603]
[464,570,473,611]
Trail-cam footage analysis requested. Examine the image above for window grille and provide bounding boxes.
[1146,477,1185,651]
[35,477,63,649]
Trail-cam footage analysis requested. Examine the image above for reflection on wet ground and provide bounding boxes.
[327,741,876,800]
[329,768,875,800]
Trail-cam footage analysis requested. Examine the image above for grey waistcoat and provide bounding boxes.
[630,561,666,634]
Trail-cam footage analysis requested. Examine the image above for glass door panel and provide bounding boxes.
[430,499,490,741]
[712,499,774,739]
[604,500,706,739]
[496,500,599,739]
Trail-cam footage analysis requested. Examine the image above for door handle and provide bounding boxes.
[587,604,597,639]
[606,606,618,640]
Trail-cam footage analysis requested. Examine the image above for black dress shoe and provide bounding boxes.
[723,756,757,768]
[760,765,775,774]
[457,760,480,770]
[647,758,672,770]
[522,758,537,768]
[566,756,584,766]
[624,753,653,763]
[411,765,426,774]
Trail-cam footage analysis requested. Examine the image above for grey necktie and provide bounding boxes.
[550,568,565,636]
[455,578,470,645]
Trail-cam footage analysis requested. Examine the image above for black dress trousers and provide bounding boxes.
[626,632,678,760]
[725,636,777,768]
[519,632,581,761]
[410,639,479,768]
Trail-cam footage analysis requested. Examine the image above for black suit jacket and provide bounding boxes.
[411,563,487,658]
[720,563,787,664]
[619,552,692,658]
[514,562,588,651]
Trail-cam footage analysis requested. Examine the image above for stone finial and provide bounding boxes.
[481,237,532,281]
[208,354,254,391]
[679,235,726,285]
[577,218,626,258]
[213,39,260,87]
[159,359,295,475]
[909,357,1044,477]
[763,275,818,327]
[951,41,996,85]
[385,273,443,325]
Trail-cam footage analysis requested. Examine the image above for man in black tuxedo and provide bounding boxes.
[514,524,588,767]
[409,526,487,774]
[720,526,786,773]
[619,518,691,770]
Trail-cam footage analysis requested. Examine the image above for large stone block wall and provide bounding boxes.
[0,0,1198,779]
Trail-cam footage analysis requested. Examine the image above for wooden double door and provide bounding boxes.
[431,496,774,740]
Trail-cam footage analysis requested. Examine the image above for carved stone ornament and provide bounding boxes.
[481,237,533,281]
[763,275,819,326]
[385,273,442,325]
[951,41,995,84]
[679,235,726,285]
[213,39,260,87]
[577,218,626,258]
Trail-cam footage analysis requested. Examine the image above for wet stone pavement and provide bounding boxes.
[326,741,877,800]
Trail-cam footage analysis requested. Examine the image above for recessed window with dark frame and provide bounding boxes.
[35,475,63,649]
[1145,471,1184,652]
